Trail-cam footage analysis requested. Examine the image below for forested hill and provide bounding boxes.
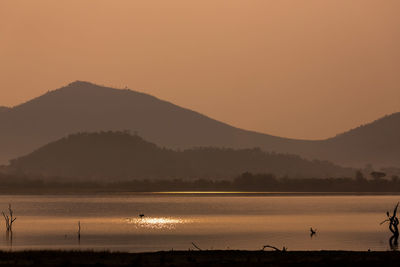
[7,132,353,180]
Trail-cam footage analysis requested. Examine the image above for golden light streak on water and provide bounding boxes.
[124,217,190,230]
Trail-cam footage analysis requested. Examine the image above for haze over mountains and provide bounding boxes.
[0,81,398,168]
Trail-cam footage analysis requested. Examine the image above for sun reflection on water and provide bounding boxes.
[125,217,190,230]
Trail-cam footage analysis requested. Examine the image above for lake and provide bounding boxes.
[0,193,398,251]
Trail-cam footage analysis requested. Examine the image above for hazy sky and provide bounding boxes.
[1,0,399,140]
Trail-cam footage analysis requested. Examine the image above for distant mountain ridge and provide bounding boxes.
[0,81,398,167]
[7,131,353,180]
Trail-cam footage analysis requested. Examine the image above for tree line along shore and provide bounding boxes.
[0,171,400,194]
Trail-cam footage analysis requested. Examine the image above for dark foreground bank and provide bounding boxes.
[0,250,399,267]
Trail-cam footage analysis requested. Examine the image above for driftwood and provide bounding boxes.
[2,204,16,232]
[381,202,399,250]
[262,245,287,252]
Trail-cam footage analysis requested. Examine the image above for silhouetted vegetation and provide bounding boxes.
[381,203,399,250]
[1,250,400,267]
[6,131,352,180]
[1,171,400,194]
[2,204,16,232]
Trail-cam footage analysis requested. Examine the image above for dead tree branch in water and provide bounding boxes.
[78,221,81,242]
[310,227,317,237]
[2,204,16,232]
[381,202,399,250]
[262,245,287,252]
[191,242,202,251]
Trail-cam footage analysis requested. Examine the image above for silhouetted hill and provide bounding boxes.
[0,81,398,167]
[0,81,309,164]
[319,114,400,167]
[7,132,352,180]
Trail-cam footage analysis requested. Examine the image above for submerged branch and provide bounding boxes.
[191,242,202,251]
[381,219,390,225]
[262,245,286,252]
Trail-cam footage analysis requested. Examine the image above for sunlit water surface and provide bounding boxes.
[0,194,398,251]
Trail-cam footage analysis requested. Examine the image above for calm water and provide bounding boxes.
[0,193,398,251]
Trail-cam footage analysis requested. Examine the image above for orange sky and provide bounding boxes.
[1,0,399,140]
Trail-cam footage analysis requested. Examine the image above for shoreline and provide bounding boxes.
[0,250,399,266]
[1,191,400,196]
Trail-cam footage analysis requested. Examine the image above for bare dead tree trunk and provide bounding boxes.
[78,221,81,242]
[2,204,16,232]
[390,235,398,251]
[5,229,13,248]
[381,202,399,250]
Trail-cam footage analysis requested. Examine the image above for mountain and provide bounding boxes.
[0,81,310,164]
[7,131,352,180]
[316,114,400,167]
[0,81,398,167]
